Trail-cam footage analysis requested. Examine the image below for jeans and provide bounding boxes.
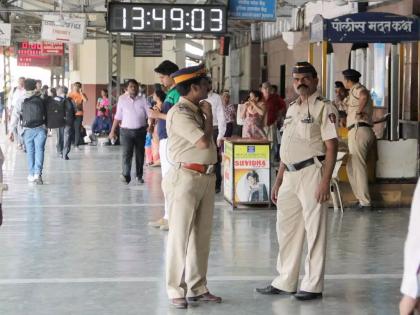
[56,126,73,157]
[23,127,47,176]
[74,116,83,146]
[120,127,147,179]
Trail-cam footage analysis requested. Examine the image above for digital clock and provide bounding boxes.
[107,3,227,34]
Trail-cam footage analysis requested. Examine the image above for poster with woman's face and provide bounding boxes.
[235,169,269,202]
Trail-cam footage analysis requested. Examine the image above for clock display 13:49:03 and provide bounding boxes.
[107,3,227,34]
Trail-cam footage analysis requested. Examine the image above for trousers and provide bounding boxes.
[56,126,73,157]
[120,127,147,179]
[159,138,171,220]
[23,127,47,176]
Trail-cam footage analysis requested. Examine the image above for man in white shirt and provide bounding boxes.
[8,77,26,149]
[400,180,420,315]
[204,88,226,193]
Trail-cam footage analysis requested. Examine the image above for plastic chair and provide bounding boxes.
[330,152,347,214]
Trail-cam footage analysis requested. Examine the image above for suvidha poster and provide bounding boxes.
[234,145,270,203]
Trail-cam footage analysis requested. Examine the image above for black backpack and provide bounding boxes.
[21,95,46,128]
[46,96,66,129]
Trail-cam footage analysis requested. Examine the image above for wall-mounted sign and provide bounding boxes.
[41,15,86,44]
[107,3,227,34]
[229,0,276,21]
[133,35,162,57]
[0,23,12,46]
[319,12,420,43]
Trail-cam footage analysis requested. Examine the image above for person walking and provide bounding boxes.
[68,82,88,149]
[163,64,222,309]
[205,86,225,193]
[8,79,48,184]
[55,86,75,160]
[342,69,375,210]
[8,77,26,150]
[256,62,338,301]
[109,79,149,184]
[147,60,180,231]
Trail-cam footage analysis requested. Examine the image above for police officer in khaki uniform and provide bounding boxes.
[256,62,338,301]
[343,69,375,210]
[163,64,222,309]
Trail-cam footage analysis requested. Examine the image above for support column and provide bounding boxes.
[308,43,314,64]
[108,33,121,108]
[3,47,11,134]
[390,44,399,141]
[321,41,327,97]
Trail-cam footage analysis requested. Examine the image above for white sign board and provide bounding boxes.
[0,23,12,46]
[41,15,86,44]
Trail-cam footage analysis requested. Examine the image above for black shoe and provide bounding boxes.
[349,202,372,211]
[120,175,131,184]
[136,177,144,184]
[293,291,322,301]
[255,285,295,295]
[64,155,69,160]
[215,187,221,194]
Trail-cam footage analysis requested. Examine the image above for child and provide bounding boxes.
[145,132,153,166]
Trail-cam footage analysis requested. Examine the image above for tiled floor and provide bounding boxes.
[0,138,408,314]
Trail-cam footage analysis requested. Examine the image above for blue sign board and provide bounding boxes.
[229,0,276,21]
[323,12,420,43]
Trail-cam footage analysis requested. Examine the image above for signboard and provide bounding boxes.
[107,3,227,34]
[323,12,420,43]
[229,0,276,21]
[133,35,162,57]
[0,23,11,46]
[223,141,233,201]
[42,42,64,55]
[17,41,63,67]
[233,144,270,203]
[41,15,86,44]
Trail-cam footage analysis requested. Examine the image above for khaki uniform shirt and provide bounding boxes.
[166,97,217,165]
[280,91,338,165]
[346,83,373,127]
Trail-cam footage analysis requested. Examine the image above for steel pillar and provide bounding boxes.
[108,32,121,108]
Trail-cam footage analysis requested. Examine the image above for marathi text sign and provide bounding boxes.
[229,0,276,21]
[0,23,11,46]
[324,12,419,43]
[41,15,86,44]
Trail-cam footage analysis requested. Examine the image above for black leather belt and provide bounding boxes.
[285,156,325,172]
[347,122,372,131]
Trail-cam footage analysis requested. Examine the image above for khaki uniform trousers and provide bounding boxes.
[162,166,216,299]
[272,164,328,293]
[346,127,375,206]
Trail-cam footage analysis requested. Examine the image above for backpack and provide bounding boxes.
[21,95,46,128]
[46,96,65,129]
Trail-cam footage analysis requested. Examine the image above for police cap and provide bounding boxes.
[342,69,361,80]
[292,61,317,76]
[171,64,208,85]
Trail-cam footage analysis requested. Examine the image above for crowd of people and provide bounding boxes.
[0,61,418,313]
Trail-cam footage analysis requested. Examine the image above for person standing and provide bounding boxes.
[342,69,375,210]
[256,62,338,301]
[163,64,221,309]
[8,77,26,149]
[68,82,88,149]
[261,82,286,160]
[147,60,180,231]
[400,180,420,315]
[55,86,75,160]
[109,79,148,184]
[241,90,267,139]
[332,81,349,128]
[204,87,225,193]
[221,90,236,138]
[8,79,48,185]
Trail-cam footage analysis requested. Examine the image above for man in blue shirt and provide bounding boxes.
[148,60,180,231]
[92,107,111,134]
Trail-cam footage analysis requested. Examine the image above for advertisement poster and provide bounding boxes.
[223,141,233,201]
[234,144,270,203]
